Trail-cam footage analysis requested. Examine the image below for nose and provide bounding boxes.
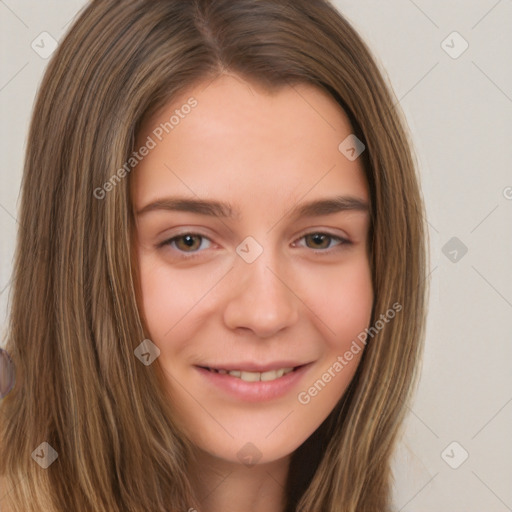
[222,246,300,338]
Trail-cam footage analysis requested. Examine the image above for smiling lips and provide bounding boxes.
[200,361,307,383]
[207,367,295,382]
[196,362,312,402]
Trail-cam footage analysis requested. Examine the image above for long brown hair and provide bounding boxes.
[0,0,428,510]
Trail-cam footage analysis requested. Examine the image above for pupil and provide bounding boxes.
[309,233,328,248]
[180,235,199,250]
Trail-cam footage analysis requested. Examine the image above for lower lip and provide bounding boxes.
[195,364,312,402]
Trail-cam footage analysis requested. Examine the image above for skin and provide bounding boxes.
[131,73,373,512]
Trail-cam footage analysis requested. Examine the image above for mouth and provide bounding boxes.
[195,362,313,402]
[200,366,300,382]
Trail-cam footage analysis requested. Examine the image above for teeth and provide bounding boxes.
[261,368,284,381]
[211,367,294,382]
[240,371,260,382]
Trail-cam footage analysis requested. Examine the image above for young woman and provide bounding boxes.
[0,0,428,510]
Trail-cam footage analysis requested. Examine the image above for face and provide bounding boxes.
[130,74,373,465]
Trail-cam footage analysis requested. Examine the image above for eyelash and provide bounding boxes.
[157,231,351,258]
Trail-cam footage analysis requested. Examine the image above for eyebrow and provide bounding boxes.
[136,195,369,219]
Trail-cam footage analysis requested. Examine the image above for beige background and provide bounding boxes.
[1,1,511,510]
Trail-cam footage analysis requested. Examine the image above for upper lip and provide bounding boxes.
[198,361,310,372]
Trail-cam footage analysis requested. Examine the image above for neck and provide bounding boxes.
[187,447,290,512]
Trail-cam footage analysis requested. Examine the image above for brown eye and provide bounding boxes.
[160,233,211,253]
[296,232,351,252]
[175,234,202,251]
[304,233,331,249]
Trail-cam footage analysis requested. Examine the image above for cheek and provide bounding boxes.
[136,253,233,370]
[137,255,213,339]
[306,256,374,349]
[296,260,373,405]
[334,271,373,347]
[136,255,196,365]
[138,262,179,340]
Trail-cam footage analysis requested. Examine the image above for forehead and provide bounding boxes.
[131,74,368,210]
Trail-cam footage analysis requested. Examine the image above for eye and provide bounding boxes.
[295,232,350,251]
[157,230,351,258]
[159,233,212,253]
